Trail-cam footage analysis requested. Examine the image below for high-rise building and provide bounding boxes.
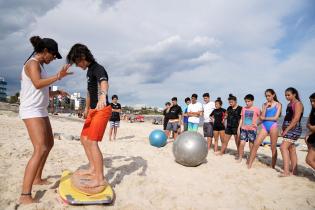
[0,77,7,102]
[70,92,86,110]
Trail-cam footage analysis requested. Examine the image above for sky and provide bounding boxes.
[0,0,314,111]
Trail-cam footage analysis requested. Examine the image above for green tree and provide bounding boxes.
[9,92,20,104]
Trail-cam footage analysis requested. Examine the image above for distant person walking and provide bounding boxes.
[109,95,121,141]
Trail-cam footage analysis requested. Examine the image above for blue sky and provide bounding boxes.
[0,0,314,112]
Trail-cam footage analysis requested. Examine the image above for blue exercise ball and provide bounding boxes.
[149,129,167,147]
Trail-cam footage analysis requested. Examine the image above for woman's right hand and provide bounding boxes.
[57,64,73,80]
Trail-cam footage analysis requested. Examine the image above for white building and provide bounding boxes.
[52,85,59,91]
[70,92,86,110]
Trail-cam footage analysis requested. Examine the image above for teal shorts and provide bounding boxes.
[188,122,199,131]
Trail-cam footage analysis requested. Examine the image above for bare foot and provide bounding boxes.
[33,178,52,185]
[236,158,242,163]
[74,169,95,177]
[215,151,223,156]
[279,172,291,177]
[80,178,108,188]
[19,195,39,204]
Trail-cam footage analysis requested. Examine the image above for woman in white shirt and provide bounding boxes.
[19,36,71,204]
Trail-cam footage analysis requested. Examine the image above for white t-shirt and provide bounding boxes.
[203,101,215,123]
[188,102,203,124]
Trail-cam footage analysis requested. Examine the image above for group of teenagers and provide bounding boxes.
[15,35,315,205]
[162,89,315,177]
[18,36,117,204]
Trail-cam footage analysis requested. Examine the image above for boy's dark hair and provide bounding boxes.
[191,93,198,99]
[203,93,210,98]
[66,43,95,64]
[171,97,177,101]
[215,97,222,106]
[165,102,171,106]
[310,92,315,100]
[285,87,301,101]
[244,94,254,101]
[112,95,118,100]
[228,94,237,101]
[184,97,191,103]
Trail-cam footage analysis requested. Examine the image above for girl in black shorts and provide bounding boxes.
[216,94,242,156]
[306,92,315,170]
[210,97,226,152]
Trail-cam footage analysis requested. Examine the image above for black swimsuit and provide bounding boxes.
[211,108,226,131]
[163,109,170,130]
[307,108,315,148]
[225,106,242,135]
[282,102,303,141]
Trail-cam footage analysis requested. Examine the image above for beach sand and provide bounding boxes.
[0,110,314,210]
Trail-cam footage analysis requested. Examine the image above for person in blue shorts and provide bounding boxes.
[182,97,191,131]
[187,94,203,132]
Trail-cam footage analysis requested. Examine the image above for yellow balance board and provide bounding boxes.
[59,170,114,205]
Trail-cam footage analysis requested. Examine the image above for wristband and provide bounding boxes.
[57,72,61,80]
[100,91,106,95]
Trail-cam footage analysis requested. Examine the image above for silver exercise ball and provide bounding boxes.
[172,131,208,167]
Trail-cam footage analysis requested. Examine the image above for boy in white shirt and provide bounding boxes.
[187,94,203,132]
[203,93,216,150]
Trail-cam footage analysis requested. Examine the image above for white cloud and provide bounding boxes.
[0,0,314,111]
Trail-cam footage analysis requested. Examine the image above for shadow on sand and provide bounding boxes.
[223,147,315,181]
[117,135,135,140]
[77,155,148,188]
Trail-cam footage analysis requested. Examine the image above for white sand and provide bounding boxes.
[0,110,314,210]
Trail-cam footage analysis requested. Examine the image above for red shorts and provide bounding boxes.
[81,105,112,141]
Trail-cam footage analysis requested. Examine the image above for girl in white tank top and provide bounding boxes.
[19,58,50,119]
[19,36,73,205]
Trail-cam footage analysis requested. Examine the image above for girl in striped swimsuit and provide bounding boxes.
[280,87,304,177]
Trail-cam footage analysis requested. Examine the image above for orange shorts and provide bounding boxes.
[81,105,112,141]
